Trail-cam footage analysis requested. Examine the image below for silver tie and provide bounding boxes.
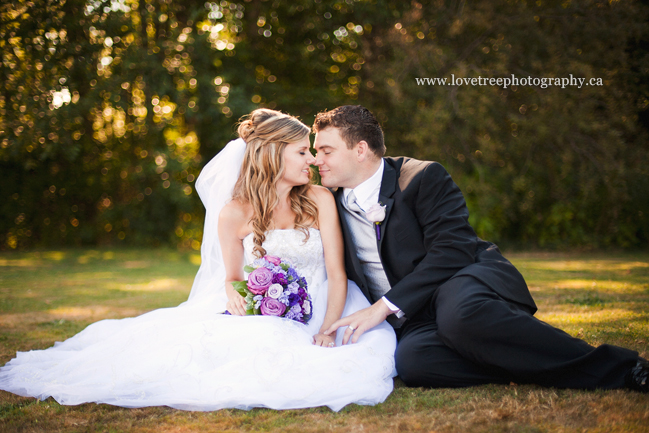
[346,191,364,214]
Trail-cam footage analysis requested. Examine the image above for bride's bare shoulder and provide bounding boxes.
[219,200,252,232]
[307,185,336,209]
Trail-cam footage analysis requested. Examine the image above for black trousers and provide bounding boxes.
[394,276,639,389]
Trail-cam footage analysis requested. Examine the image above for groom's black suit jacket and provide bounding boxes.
[334,157,537,326]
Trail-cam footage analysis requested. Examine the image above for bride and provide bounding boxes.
[0,109,397,411]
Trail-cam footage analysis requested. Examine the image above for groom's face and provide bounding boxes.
[313,127,359,189]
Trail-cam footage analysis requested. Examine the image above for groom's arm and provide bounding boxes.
[383,161,477,319]
[325,161,479,343]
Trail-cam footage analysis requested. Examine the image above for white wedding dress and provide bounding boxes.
[0,139,397,412]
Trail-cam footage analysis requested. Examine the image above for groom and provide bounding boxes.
[316,105,648,391]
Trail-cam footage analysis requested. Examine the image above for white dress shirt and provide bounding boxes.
[343,160,404,318]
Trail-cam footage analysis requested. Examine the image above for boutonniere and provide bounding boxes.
[365,202,386,240]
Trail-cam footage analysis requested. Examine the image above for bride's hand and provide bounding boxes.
[312,333,336,348]
[226,289,248,316]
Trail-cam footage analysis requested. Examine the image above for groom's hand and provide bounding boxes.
[324,301,392,345]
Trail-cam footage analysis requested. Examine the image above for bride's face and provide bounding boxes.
[280,136,315,187]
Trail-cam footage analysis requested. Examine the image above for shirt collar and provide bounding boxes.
[343,159,384,211]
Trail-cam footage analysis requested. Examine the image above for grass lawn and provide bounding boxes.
[0,249,648,432]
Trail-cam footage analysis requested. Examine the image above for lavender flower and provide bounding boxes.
[288,282,299,294]
[251,258,270,268]
[278,291,291,306]
[285,304,303,321]
[287,268,299,282]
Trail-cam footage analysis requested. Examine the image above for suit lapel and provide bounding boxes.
[377,159,397,253]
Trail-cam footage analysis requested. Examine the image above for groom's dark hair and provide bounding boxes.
[313,105,386,157]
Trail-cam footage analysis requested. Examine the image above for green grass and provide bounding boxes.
[1,249,648,432]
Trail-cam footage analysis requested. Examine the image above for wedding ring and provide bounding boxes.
[348,326,356,332]
[328,342,335,347]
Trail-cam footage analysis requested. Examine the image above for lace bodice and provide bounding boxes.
[243,228,326,290]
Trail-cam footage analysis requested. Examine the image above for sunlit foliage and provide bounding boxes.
[0,0,234,248]
[357,0,649,248]
[1,0,648,250]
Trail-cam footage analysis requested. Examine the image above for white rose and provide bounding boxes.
[365,202,386,223]
[266,283,283,299]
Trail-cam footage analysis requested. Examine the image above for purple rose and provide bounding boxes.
[264,255,282,266]
[259,297,286,316]
[266,284,283,299]
[247,267,273,295]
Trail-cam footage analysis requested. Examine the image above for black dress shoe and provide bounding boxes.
[625,359,649,393]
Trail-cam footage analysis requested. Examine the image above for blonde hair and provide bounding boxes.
[232,108,317,257]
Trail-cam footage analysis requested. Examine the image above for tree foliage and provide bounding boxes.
[356,0,649,248]
[1,0,647,250]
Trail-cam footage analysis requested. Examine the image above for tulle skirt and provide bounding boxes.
[0,280,396,411]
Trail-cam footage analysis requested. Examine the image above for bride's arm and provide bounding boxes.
[218,201,249,316]
[310,186,348,346]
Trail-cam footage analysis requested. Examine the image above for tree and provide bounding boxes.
[356,0,649,247]
[1,0,647,250]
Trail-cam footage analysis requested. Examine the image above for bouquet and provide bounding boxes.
[229,255,312,324]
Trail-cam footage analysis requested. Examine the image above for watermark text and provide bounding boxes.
[415,74,603,89]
